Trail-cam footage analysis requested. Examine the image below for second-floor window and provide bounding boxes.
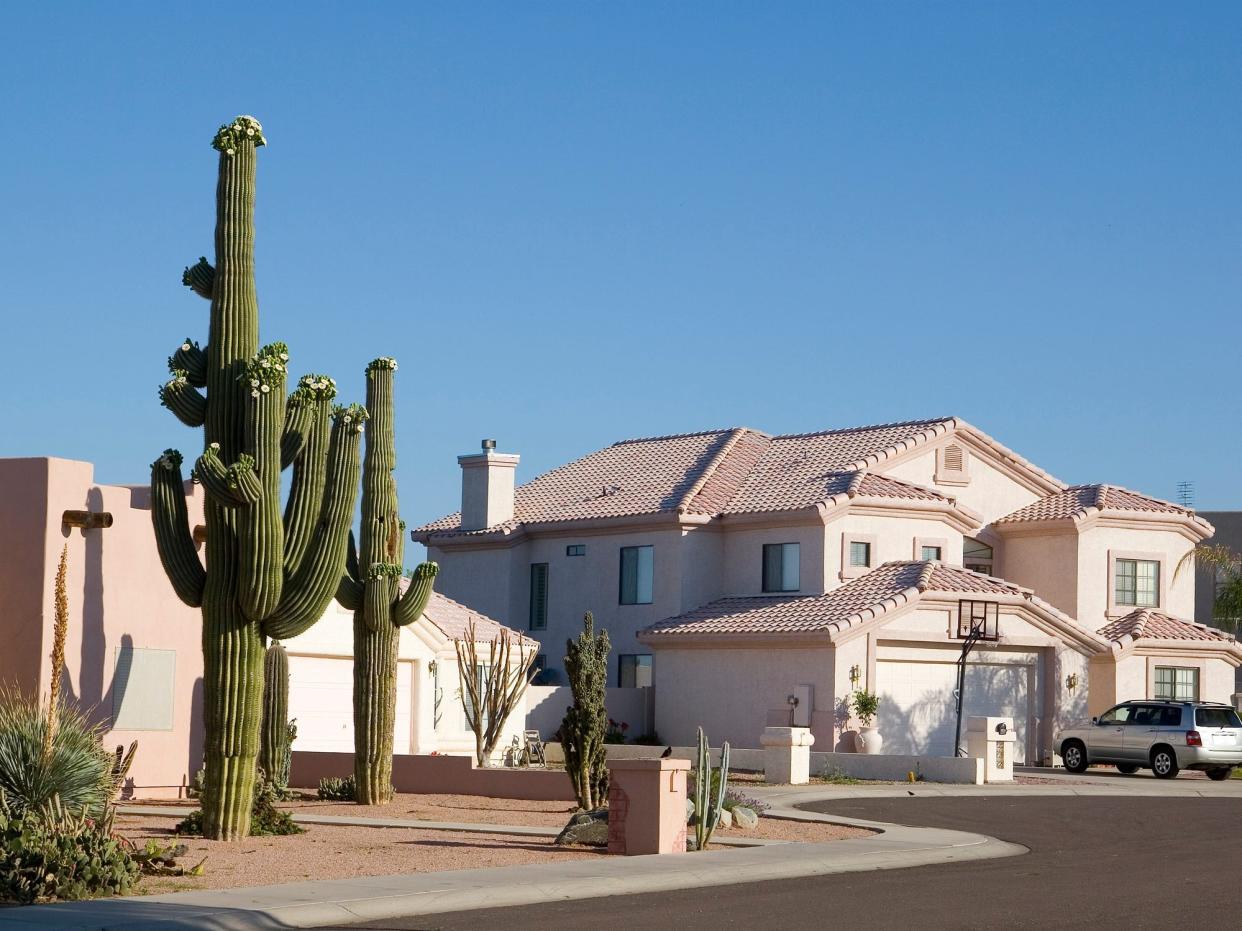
[529,563,549,630]
[619,545,654,605]
[1116,558,1159,608]
[762,542,800,592]
[849,541,872,568]
[921,545,942,561]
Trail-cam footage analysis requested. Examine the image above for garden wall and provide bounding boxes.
[525,685,655,739]
[290,750,577,801]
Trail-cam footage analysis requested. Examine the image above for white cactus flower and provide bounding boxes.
[343,415,352,424]
[250,379,259,388]
[260,384,270,393]
[181,342,192,351]
[251,390,259,399]
[226,148,235,156]
[210,442,220,450]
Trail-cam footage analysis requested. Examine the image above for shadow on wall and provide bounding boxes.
[876,663,1035,762]
[189,676,204,779]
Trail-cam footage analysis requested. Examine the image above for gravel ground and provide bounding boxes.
[279,793,577,826]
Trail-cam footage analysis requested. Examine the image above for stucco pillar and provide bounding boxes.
[606,758,689,855]
[966,716,1016,783]
[761,726,815,784]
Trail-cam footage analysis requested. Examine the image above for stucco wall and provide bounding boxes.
[881,441,1042,526]
[999,529,1079,617]
[1075,526,1196,629]
[652,645,836,749]
[825,512,965,584]
[719,520,825,596]
[0,457,208,797]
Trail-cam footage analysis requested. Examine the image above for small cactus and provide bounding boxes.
[691,727,730,851]
[259,642,289,790]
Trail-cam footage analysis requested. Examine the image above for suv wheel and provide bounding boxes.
[1207,767,1233,781]
[1151,747,1179,779]
[1062,740,1088,773]
[1116,764,1139,775]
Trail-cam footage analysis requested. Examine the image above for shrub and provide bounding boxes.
[851,690,880,727]
[603,719,629,744]
[689,770,770,814]
[0,687,114,819]
[632,731,662,746]
[317,774,357,801]
[177,779,304,837]
[0,794,139,903]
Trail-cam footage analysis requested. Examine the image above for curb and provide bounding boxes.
[0,809,1024,930]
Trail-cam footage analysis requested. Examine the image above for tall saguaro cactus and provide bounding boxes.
[150,116,365,840]
[337,358,438,805]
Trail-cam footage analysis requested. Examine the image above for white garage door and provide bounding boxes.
[876,659,1031,762]
[287,655,413,754]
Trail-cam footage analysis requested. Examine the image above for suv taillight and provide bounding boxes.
[1186,730,1203,747]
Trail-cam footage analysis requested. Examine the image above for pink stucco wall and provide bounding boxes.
[0,458,206,798]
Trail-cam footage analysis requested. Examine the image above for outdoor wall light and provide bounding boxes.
[428,660,439,678]
[1065,672,1078,692]
[848,664,861,689]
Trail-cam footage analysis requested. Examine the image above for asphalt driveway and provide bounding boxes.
[343,795,1242,930]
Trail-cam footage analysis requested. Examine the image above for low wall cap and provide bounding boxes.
[606,758,691,772]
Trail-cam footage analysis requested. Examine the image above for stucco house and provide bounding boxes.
[412,418,1242,762]
[0,456,532,797]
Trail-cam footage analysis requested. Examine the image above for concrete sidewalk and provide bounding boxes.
[0,807,1022,930]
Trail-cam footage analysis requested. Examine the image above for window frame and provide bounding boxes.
[565,544,586,557]
[619,545,655,605]
[914,536,947,563]
[528,562,549,631]
[1153,666,1199,702]
[762,542,801,593]
[1108,550,1164,614]
[618,653,653,688]
[840,534,878,580]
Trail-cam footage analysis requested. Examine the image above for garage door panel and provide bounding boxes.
[876,660,1029,762]
[287,656,412,754]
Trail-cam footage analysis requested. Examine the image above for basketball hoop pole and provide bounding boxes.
[953,627,984,758]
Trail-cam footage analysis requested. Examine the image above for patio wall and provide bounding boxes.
[525,685,655,739]
[290,750,577,801]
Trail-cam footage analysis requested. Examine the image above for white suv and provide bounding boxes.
[1057,701,1242,780]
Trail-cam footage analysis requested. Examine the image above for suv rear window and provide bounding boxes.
[1195,707,1242,728]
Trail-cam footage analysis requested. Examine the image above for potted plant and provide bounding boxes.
[851,690,883,754]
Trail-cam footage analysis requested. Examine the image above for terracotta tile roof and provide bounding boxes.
[995,484,1196,525]
[399,582,535,645]
[641,561,1027,638]
[1099,609,1237,646]
[414,418,981,537]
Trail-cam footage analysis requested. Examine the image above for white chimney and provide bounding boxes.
[458,439,520,531]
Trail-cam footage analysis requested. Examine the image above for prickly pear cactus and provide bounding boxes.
[150,116,365,839]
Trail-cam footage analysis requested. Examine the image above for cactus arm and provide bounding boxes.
[280,396,313,470]
[149,450,205,607]
[171,339,208,387]
[336,529,364,610]
[236,344,288,621]
[259,642,289,785]
[182,256,215,301]
[193,447,261,507]
[159,375,207,427]
[262,410,364,640]
[393,561,439,628]
[281,377,336,573]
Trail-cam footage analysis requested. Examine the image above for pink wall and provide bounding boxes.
[290,750,577,801]
[0,458,207,798]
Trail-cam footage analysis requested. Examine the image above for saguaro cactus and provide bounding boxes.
[150,116,365,839]
[336,358,438,805]
[259,641,289,787]
[560,612,610,811]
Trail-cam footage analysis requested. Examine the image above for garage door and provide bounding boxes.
[287,655,413,754]
[875,659,1031,762]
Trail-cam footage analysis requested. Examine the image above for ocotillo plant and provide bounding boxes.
[560,612,610,810]
[336,357,438,805]
[151,116,365,840]
[259,641,289,788]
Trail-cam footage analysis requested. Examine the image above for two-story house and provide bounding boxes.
[412,418,1242,763]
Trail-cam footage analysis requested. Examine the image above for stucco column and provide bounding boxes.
[761,726,815,784]
[606,758,690,855]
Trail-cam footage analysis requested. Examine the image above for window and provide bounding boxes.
[1115,558,1159,608]
[528,563,548,630]
[1097,705,1135,725]
[921,545,942,561]
[762,542,800,592]
[1196,707,1242,728]
[849,541,871,568]
[619,545,654,605]
[964,538,993,575]
[566,544,586,557]
[1154,666,1198,701]
[618,654,653,688]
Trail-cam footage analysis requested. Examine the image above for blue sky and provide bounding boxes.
[2,2,1239,534]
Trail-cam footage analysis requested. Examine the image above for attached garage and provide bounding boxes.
[287,654,414,754]
[875,654,1036,763]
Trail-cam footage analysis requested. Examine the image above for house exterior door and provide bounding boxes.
[287,654,413,754]
[875,658,1033,763]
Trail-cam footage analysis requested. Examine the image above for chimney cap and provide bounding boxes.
[481,438,497,450]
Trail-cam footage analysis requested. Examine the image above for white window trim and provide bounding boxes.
[1151,663,1200,702]
[914,536,948,563]
[934,443,970,486]
[841,533,878,580]
[1107,549,1165,616]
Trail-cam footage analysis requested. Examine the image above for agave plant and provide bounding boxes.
[0,687,114,818]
